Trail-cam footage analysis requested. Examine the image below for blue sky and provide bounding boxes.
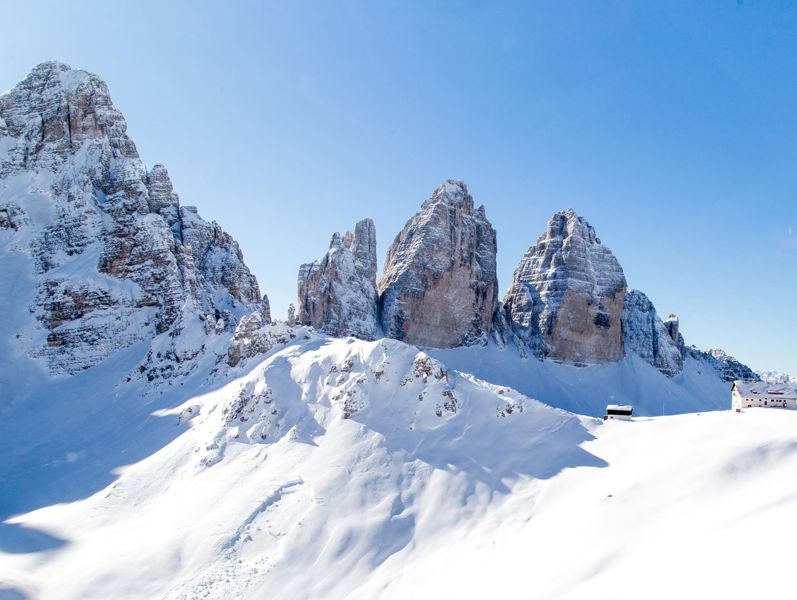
[3,1,795,372]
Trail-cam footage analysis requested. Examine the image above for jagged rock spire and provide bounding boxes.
[298,218,378,339]
[378,180,498,348]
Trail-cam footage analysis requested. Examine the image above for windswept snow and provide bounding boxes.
[430,343,731,417]
[2,333,797,599]
[0,335,599,599]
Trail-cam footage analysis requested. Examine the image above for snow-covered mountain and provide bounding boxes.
[2,334,795,599]
[758,370,797,384]
[1,62,782,600]
[0,62,268,379]
[378,179,499,348]
[500,208,627,363]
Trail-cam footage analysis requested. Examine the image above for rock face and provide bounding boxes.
[690,347,760,382]
[502,209,626,364]
[297,219,378,340]
[0,62,268,374]
[622,290,683,376]
[228,316,298,368]
[378,180,498,348]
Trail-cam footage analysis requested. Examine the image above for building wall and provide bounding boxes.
[740,396,793,408]
[732,386,797,410]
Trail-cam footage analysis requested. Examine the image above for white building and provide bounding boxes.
[604,404,633,421]
[732,380,797,410]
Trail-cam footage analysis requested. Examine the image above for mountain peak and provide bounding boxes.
[502,208,626,363]
[426,179,473,210]
[0,63,267,374]
[378,181,498,348]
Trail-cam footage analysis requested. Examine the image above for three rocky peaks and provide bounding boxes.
[296,185,699,376]
[0,63,755,380]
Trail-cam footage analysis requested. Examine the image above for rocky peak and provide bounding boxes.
[663,314,680,345]
[689,347,760,382]
[502,209,627,363]
[378,180,498,348]
[0,62,140,185]
[298,218,378,340]
[0,63,268,375]
[145,164,181,238]
[146,164,178,210]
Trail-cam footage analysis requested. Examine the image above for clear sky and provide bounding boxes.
[2,1,795,373]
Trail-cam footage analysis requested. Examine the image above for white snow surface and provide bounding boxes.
[430,343,731,417]
[3,330,797,599]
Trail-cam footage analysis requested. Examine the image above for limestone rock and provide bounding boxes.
[297,219,378,340]
[0,62,267,375]
[622,290,683,376]
[502,209,626,364]
[378,180,498,348]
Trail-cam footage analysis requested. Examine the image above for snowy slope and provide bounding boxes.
[0,335,597,599]
[430,342,732,417]
[356,408,797,600]
[3,334,797,599]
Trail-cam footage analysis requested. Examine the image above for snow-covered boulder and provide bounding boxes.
[502,209,627,364]
[378,180,498,348]
[0,62,267,375]
[297,218,378,340]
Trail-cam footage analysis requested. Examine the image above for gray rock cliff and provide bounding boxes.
[502,209,626,363]
[0,62,268,375]
[297,219,378,340]
[622,290,683,376]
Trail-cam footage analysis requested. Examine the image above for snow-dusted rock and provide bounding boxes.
[502,209,627,364]
[622,290,683,376]
[0,62,267,374]
[297,218,378,339]
[228,316,302,367]
[378,180,498,348]
[690,347,759,382]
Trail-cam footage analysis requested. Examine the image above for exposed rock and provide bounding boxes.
[622,290,683,376]
[228,316,298,367]
[378,180,498,348]
[0,62,267,374]
[297,218,378,339]
[689,347,760,382]
[502,209,626,364]
[145,163,181,237]
[663,314,680,347]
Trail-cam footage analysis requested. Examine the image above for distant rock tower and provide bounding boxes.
[502,209,627,364]
[378,180,498,348]
[297,218,378,340]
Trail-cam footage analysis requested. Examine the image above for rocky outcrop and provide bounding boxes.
[690,347,760,382]
[502,209,626,364]
[228,315,298,367]
[377,180,498,348]
[297,219,378,339]
[622,290,683,376]
[0,62,267,374]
